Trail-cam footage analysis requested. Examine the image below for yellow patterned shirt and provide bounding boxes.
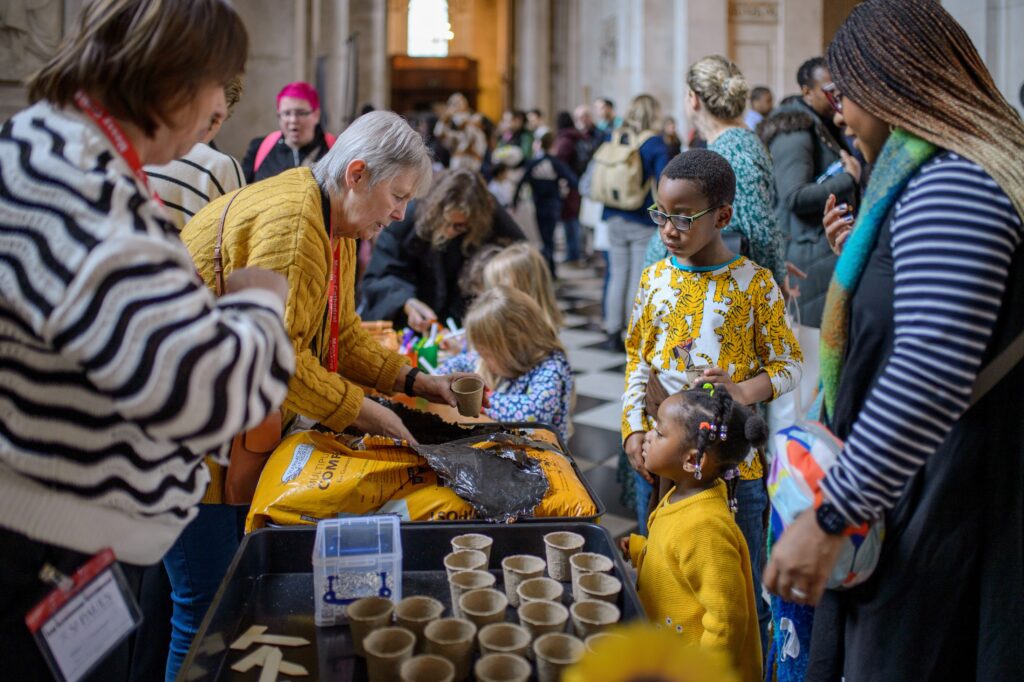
[622,256,802,479]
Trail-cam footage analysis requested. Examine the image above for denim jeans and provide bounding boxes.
[162,504,244,681]
[734,477,770,659]
[562,217,582,262]
[535,203,560,276]
[633,470,654,535]
[606,216,656,335]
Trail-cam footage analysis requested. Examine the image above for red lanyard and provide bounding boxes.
[72,90,161,204]
[326,226,341,373]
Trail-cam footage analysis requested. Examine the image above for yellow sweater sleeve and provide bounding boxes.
[679,514,750,654]
[628,533,647,568]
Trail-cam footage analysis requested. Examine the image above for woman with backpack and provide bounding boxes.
[240,82,335,183]
[764,2,1024,680]
[592,94,671,352]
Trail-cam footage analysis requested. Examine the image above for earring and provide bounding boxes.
[693,462,703,481]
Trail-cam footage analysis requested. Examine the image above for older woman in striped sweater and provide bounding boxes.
[0,1,295,677]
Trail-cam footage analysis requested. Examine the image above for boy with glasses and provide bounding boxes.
[241,81,336,183]
[621,150,802,616]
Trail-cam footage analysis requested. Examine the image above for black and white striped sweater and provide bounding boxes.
[0,101,295,564]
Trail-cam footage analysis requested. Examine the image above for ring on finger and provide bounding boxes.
[790,587,808,600]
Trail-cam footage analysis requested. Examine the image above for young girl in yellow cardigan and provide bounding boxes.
[621,385,767,681]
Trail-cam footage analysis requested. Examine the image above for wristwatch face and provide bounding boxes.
[816,503,847,535]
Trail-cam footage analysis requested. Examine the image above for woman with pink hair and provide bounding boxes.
[241,81,337,182]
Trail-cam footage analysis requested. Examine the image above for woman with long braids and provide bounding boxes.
[764,1,1024,680]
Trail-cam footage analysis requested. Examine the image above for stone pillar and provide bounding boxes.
[350,0,389,113]
[514,0,551,115]
[943,0,1024,117]
[387,0,409,56]
[319,0,351,134]
[215,0,315,158]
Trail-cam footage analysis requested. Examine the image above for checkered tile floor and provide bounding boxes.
[555,263,638,540]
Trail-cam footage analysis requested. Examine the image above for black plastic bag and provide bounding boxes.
[412,433,551,523]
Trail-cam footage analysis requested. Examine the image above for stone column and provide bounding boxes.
[514,0,551,115]
[349,0,389,113]
[943,0,1024,117]
[320,0,352,133]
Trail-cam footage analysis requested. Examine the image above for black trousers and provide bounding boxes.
[0,526,144,681]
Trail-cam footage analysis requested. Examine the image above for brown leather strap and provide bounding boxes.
[213,189,246,297]
[644,367,669,420]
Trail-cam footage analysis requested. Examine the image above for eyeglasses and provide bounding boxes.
[278,108,313,120]
[648,204,720,232]
[823,82,843,114]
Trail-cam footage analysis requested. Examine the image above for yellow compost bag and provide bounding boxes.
[246,430,597,531]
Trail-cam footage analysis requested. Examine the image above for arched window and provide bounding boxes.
[407,0,453,57]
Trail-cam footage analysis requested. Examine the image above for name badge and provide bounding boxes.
[25,549,141,682]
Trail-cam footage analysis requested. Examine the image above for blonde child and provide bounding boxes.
[437,286,573,439]
[621,149,802,650]
[621,386,767,681]
[482,242,563,329]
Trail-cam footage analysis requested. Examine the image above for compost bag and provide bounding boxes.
[247,427,596,531]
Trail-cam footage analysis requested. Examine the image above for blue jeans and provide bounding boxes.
[562,217,582,262]
[633,470,654,535]
[162,504,244,681]
[734,478,770,660]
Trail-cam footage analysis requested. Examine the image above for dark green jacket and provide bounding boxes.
[760,101,858,327]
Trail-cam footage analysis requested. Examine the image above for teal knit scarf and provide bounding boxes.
[820,129,938,420]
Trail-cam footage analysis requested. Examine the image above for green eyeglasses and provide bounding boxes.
[648,204,720,231]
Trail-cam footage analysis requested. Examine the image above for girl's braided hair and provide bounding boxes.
[827,0,1024,222]
[677,385,768,511]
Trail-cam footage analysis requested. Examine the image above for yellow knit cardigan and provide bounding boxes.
[628,481,762,682]
[182,169,407,500]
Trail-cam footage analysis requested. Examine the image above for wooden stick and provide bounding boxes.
[230,645,269,673]
[230,625,268,650]
[258,647,282,682]
[253,633,311,647]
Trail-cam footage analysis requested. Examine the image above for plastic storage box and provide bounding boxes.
[312,515,403,626]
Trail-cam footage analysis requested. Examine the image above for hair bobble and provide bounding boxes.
[722,467,740,481]
[698,421,712,431]
[702,382,715,397]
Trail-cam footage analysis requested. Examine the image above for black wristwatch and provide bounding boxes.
[815,502,849,535]
[404,367,421,397]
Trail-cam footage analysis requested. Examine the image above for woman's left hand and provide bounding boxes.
[762,509,846,606]
[416,372,491,409]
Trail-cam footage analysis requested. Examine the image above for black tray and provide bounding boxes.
[181,523,642,681]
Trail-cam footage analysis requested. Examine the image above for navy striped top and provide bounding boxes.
[821,153,1022,525]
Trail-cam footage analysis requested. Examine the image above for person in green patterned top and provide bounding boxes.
[644,56,787,293]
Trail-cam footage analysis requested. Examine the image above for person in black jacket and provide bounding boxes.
[240,81,334,183]
[514,131,579,275]
[361,168,526,331]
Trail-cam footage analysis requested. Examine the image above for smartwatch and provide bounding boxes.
[815,501,849,536]
[404,367,421,397]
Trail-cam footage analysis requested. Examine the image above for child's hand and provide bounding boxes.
[698,367,746,404]
[618,536,631,562]
[624,432,653,483]
[701,368,773,406]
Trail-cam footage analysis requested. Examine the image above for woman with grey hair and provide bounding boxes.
[178,111,485,671]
